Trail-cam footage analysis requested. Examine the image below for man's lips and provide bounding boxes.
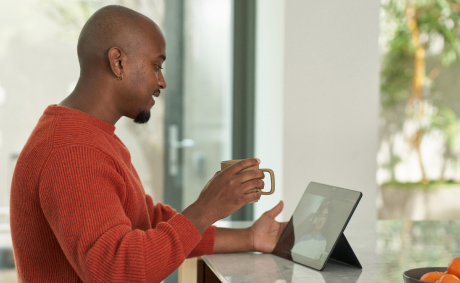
[153,91,160,97]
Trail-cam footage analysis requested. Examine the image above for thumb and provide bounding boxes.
[265,200,284,218]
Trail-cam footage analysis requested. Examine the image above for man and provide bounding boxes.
[10,5,288,283]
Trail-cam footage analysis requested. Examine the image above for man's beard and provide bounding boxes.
[134,109,150,124]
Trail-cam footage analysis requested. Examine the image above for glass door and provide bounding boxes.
[163,0,233,213]
[163,1,233,282]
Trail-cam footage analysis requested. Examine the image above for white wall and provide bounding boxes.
[282,0,380,230]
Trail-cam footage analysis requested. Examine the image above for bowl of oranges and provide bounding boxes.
[403,257,460,283]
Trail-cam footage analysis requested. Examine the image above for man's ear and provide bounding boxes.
[108,47,125,79]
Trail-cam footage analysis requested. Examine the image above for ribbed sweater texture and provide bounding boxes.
[10,105,216,283]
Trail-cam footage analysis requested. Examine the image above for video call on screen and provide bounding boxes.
[273,183,360,270]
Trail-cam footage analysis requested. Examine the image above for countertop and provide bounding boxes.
[205,218,375,282]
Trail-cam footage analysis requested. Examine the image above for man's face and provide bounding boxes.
[120,23,167,124]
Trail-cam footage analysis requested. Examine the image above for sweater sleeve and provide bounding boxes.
[145,195,177,227]
[145,195,216,257]
[186,225,216,258]
[39,146,202,283]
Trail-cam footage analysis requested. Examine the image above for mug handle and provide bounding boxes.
[260,169,275,195]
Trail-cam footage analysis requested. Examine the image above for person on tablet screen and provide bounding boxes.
[292,203,329,263]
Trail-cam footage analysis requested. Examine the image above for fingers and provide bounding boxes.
[241,179,265,194]
[225,158,260,175]
[237,169,265,183]
[242,188,262,203]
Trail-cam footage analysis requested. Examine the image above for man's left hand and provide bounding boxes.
[250,200,288,253]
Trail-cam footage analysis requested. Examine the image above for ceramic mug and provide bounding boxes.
[220,159,275,203]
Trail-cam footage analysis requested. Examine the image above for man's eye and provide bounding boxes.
[156,65,163,70]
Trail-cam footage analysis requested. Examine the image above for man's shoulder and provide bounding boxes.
[16,110,60,166]
[19,109,119,166]
[53,115,113,148]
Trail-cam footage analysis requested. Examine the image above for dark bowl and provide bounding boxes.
[403,267,447,283]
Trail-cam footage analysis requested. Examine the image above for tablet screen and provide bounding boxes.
[272,182,361,270]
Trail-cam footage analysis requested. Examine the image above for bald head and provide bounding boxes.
[77,5,161,71]
[62,5,167,126]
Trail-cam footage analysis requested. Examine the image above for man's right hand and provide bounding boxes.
[181,158,265,234]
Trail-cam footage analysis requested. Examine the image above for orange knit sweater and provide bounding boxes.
[10,105,216,283]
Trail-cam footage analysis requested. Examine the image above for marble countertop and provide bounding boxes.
[206,220,460,283]
[205,219,375,283]
[376,220,460,283]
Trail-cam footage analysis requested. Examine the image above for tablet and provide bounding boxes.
[272,182,362,270]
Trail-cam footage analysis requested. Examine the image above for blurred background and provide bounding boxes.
[376,1,460,282]
[377,0,460,220]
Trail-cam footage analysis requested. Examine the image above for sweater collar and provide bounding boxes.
[44,105,116,136]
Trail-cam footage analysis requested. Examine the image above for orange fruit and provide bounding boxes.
[420,271,445,282]
[448,258,460,278]
[437,274,460,283]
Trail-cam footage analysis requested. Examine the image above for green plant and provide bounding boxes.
[381,0,460,184]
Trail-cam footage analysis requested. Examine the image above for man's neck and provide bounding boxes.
[59,78,121,125]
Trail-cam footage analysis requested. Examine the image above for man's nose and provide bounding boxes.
[158,73,167,89]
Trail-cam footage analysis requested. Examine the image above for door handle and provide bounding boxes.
[169,124,195,176]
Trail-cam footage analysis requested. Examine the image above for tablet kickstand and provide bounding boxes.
[328,233,362,268]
